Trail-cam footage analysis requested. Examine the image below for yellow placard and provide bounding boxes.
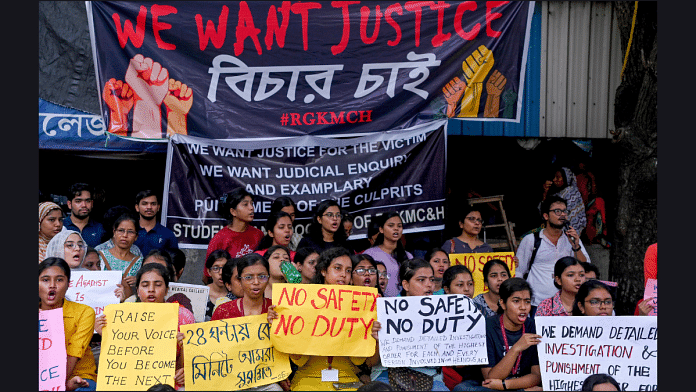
[449,252,516,297]
[97,302,179,391]
[180,314,291,391]
[271,283,378,357]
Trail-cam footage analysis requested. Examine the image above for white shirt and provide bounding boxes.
[515,228,591,306]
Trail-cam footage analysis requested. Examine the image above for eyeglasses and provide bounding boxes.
[115,228,137,237]
[323,212,342,220]
[465,217,484,224]
[378,272,389,279]
[209,266,223,273]
[353,268,377,276]
[239,274,270,282]
[64,242,85,250]
[550,209,568,215]
[585,299,613,307]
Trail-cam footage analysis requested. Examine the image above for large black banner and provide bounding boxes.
[163,121,446,248]
[88,1,534,140]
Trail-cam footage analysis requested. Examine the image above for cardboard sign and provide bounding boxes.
[376,295,487,367]
[536,316,657,391]
[181,315,291,390]
[449,252,516,296]
[270,283,378,357]
[67,270,122,318]
[643,279,657,316]
[97,303,179,391]
[39,308,67,391]
[165,283,210,323]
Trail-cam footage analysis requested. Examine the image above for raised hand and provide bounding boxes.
[163,79,193,136]
[459,45,494,117]
[125,54,169,138]
[102,78,133,136]
[484,70,507,118]
[442,77,466,118]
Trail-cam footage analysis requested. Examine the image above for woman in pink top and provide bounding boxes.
[362,212,412,297]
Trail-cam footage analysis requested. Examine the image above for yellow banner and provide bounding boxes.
[97,303,179,391]
[270,283,378,357]
[449,252,516,297]
[180,314,291,391]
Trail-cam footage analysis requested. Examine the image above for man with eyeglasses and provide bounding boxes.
[516,195,591,307]
[63,183,106,248]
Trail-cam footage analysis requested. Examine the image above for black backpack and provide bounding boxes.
[523,231,542,280]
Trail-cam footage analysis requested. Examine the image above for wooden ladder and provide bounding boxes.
[467,195,518,253]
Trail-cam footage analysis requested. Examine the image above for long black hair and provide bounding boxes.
[497,278,532,314]
[572,280,614,316]
[313,247,353,284]
[256,211,293,250]
[350,253,384,297]
[306,199,347,244]
[373,212,408,265]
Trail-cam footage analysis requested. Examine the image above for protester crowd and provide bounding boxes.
[39,182,656,391]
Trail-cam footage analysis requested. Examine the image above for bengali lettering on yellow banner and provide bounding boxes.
[449,252,516,297]
[180,314,291,391]
[97,302,179,391]
[270,283,378,357]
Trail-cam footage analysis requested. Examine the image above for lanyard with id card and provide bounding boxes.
[321,356,339,382]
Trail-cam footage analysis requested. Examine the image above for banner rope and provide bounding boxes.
[619,1,639,81]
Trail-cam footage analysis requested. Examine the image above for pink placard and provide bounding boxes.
[39,308,67,391]
[644,278,657,316]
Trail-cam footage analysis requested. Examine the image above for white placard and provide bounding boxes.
[66,270,122,317]
[376,295,487,367]
[165,282,210,323]
[536,316,657,391]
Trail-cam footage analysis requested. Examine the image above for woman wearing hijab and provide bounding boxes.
[39,201,65,262]
[541,166,587,236]
[46,230,88,269]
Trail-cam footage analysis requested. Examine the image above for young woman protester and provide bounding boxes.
[46,230,87,269]
[205,188,264,284]
[39,201,65,262]
[292,247,320,284]
[95,263,195,389]
[375,261,389,295]
[205,249,233,321]
[39,258,98,391]
[453,278,542,391]
[362,212,413,297]
[268,247,378,391]
[441,264,484,391]
[535,257,586,317]
[81,247,101,271]
[572,280,615,316]
[351,253,384,297]
[211,256,245,314]
[210,253,289,391]
[472,259,511,319]
[270,196,303,251]
[441,205,493,255]
[425,248,451,294]
[95,212,143,299]
[298,199,350,253]
[263,245,302,298]
[368,258,449,391]
[256,211,296,260]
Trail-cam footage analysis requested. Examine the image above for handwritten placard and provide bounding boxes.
[66,270,122,318]
[644,279,657,316]
[181,315,291,390]
[449,252,516,296]
[536,316,657,391]
[165,283,210,323]
[97,303,179,390]
[270,283,378,357]
[39,308,67,391]
[376,295,487,367]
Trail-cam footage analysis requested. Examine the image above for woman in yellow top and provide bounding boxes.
[39,257,97,390]
[268,247,380,391]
